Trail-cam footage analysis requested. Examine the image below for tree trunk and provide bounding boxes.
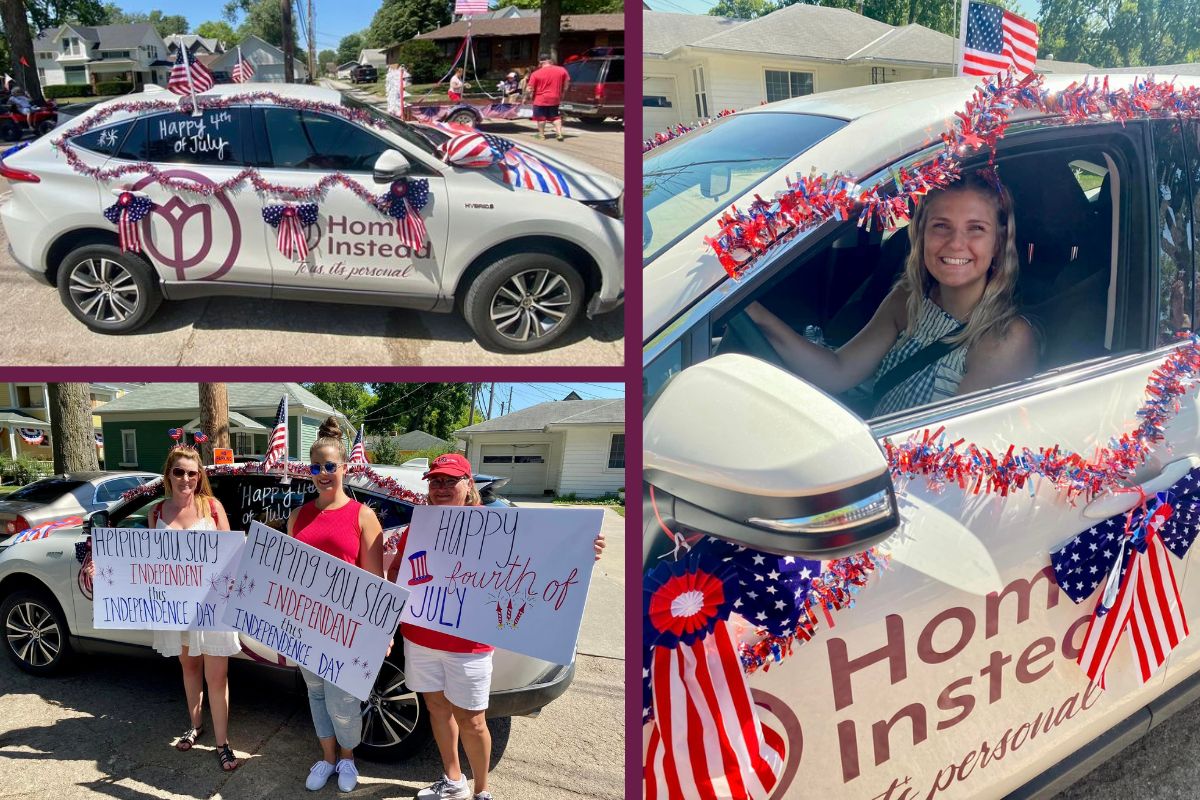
[198,383,230,465]
[282,0,295,83]
[540,0,561,64]
[47,384,99,474]
[1,0,44,104]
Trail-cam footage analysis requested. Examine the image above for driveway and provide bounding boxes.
[0,505,624,799]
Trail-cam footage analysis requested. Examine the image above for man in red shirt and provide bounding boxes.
[522,52,571,141]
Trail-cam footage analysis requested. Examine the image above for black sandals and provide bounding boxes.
[175,726,203,751]
[217,742,239,772]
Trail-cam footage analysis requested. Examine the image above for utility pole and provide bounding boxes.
[307,0,317,82]
[506,386,513,417]
[486,383,495,420]
[468,383,478,427]
[282,0,296,83]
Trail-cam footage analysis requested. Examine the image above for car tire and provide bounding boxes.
[576,116,607,127]
[35,119,55,137]
[355,650,432,762]
[462,251,586,351]
[57,243,163,334]
[448,109,478,127]
[1,588,74,675]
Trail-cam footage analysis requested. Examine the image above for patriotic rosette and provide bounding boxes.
[1050,468,1200,688]
[262,203,319,262]
[377,178,430,249]
[103,191,155,253]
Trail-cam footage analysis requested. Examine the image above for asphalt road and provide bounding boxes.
[0,101,624,367]
[0,504,624,800]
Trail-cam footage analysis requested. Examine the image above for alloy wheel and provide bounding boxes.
[360,660,421,748]
[67,258,142,324]
[5,600,62,668]
[489,268,574,343]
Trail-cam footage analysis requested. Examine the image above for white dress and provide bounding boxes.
[150,505,242,659]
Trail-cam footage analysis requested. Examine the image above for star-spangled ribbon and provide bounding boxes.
[102,192,154,253]
[377,178,430,249]
[262,203,319,262]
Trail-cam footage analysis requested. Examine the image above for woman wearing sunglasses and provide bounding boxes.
[149,444,241,772]
[287,417,385,793]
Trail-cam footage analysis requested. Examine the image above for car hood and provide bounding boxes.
[511,140,622,201]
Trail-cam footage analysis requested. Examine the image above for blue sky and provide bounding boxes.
[489,383,625,415]
[644,0,1038,22]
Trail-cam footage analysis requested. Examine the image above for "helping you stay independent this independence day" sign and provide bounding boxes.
[221,521,411,701]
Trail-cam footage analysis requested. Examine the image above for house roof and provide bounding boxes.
[35,23,158,50]
[848,23,954,66]
[180,411,268,431]
[96,383,339,416]
[643,11,741,57]
[366,430,450,450]
[0,410,49,428]
[169,34,223,53]
[417,13,624,41]
[693,4,895,60]
[458,399,624,433]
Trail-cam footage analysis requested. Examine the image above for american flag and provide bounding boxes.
[231,46,254,83]
[454,0,488,15]
[262,395,289,469]
[167,43,214,96]
[10,516,84,545]
[441,131,501,168]
[498,148,572,197]
[349,427,368,465]
[960,0,1038,78]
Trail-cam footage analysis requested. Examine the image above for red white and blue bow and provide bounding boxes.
[262,203,319,262]
[103,191,155,253]
[377,178,430,249]
[1052,479,1200,687]
[437,131,572,197]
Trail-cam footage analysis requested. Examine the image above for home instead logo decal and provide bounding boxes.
[133,170,242,281]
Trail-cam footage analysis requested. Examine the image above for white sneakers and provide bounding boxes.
[415,776,472,800]
[306,759,358,792]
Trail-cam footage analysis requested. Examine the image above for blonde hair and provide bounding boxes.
[162,445,215,518]
[310,416,347,462]
[465,478,481,507]
[895,172,1021,350]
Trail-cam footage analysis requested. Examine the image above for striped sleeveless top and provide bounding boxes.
[872,295,968,416]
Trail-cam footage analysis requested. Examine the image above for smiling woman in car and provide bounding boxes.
[746,171,1039,416]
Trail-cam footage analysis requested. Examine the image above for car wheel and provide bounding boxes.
[576,116,607,127]
[57,244,163,333]
[35,118,55,137]
[462,251,586,351]
[447,110,477,127]
[355,652,431,761]
[1,588,74,675]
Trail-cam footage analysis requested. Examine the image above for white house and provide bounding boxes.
[205,35,309,83]
[644,6,1093,138]
[357,48,388,69]
[456,398,625,498]
[32,23,173,90]
[167,34,226,58]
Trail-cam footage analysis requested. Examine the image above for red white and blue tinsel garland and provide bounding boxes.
[102,191,155,253]
[642,108,737,154]
[377,178,430,249]
[262,203,320,262]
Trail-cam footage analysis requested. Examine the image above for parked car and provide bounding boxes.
[400,457,429,470]
[351,64,378,84]
[561,47,623,125]
[0,466,569,761]
[347,463,511,503]
[643,73,1200,798]
[0,82,623,351]
[0,470,157,536]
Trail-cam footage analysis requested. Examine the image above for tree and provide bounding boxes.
[198,383,229,466]
[540,0,561,63]
[301,383,373,424]
[224,0,298,50]
[318,47,337,72]
[707,0,777,19]
[364,0,451,48]
[196,19,238,45]
[364,383,471,441]
[28,0,105,30]
[336,32,364,65]
[47,384,98,473]
[1,0,43,102]
[392,39,448,81]
[98,7,189,36]
[1037,0,1200,68]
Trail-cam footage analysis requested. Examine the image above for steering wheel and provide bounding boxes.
[715,309,786,368]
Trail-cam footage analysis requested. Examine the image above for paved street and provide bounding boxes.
[0,505,624,800]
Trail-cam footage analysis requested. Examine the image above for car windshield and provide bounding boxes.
[341,94,439,157]
[9,478,85,502]
[642,112,847,264]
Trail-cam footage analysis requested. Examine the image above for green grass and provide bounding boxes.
[552,493,625,515]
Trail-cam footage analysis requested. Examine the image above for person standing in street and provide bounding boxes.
[522,53,570,141]
[449,68,466,102]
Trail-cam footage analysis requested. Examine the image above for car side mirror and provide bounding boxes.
[85,509,108,533]
[643,354,900,561]
[700,164,731,198]
[373,149,411,183]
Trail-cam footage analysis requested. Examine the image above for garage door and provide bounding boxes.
[644,75,681,140]
[479,444,550,495]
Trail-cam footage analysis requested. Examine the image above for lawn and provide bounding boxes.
[553,494,625,516]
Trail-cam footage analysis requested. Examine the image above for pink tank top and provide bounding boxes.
[293,499,363,566]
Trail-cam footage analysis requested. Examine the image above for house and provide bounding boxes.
[336,60,359,78]
[32,23,173,91]
[456,397,624,497]
[643,7,1093,138]
[357,48,388,69]
[204,35,309,83]
[406,13,624,76]
[0,382,138,464]
[166,34,227,59]
[95,383,348,470]
[365,430,454,463]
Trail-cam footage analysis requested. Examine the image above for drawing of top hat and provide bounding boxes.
[407,550,434,585]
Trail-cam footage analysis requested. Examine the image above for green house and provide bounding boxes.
[95,383,351,471]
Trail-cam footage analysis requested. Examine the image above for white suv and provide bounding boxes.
[644,74,1200,798]
[1,83,623,351]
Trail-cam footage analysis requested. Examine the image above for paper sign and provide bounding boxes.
[213,448,234,465]
[399,506,601,665]
[221,521,411,701]
[91,527,246,631]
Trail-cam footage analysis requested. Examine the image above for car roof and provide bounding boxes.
[643,72,1200,344]
[109,81,345,109]
[46,471,154,482]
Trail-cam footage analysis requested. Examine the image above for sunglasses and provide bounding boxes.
[171,467,199,479]
[428,476,466,489]
[309,461,342,475]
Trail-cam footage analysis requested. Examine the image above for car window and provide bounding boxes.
[347,486,415,530]
[118,107,251,166]
[604,58,623,83]
[260,108,393,172]
[71,119,134,157]
[339,95,440,158]
[9,478,85,502]
[93,476,143,503]
[642,112,847,264]
[566,60,603,83]
[1154,120,1196,344]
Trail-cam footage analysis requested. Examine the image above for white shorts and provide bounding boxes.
[403,640,493,711]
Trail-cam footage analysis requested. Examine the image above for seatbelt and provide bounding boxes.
[872,324,966,404]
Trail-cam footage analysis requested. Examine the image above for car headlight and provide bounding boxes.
[582,196,622,220]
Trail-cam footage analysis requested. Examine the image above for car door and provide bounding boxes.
[644,120,1191,798]
[251,106,450,302]
[106,106,275,289]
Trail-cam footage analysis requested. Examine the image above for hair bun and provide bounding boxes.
[318,417,342,440]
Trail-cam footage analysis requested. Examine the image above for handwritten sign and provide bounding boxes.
[91,527,245,631]
[231,480,316,532]
[222,521,411,701]
[158,110,234,161]
[399,506,601,665]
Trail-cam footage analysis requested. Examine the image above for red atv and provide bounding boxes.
[0,95,58,142]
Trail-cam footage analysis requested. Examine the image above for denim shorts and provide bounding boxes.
[300,667,362,750]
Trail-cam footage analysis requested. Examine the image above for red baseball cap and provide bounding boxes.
[423,453,473,479]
